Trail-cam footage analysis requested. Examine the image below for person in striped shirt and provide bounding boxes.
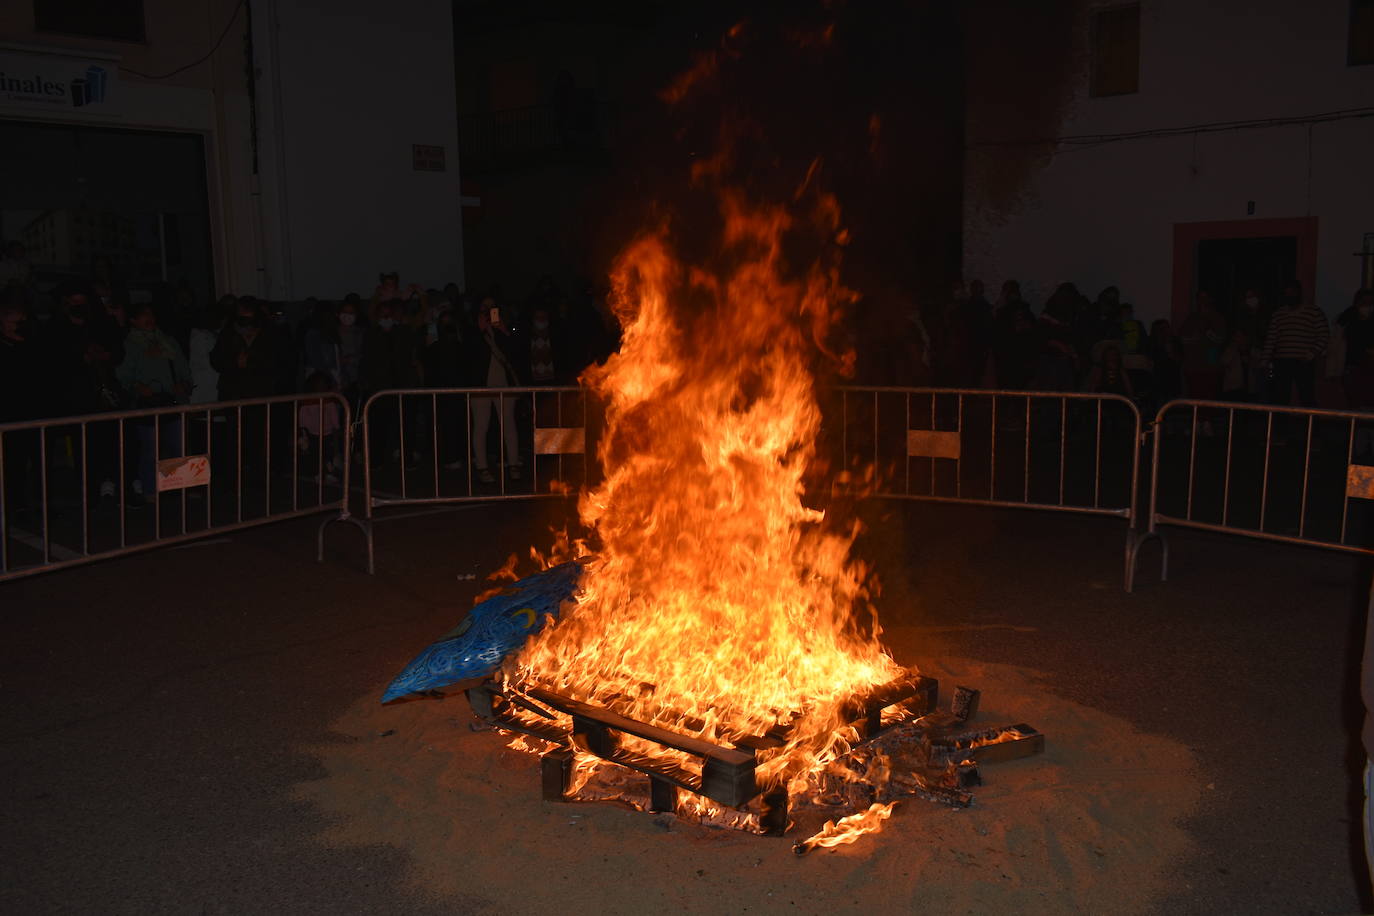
[1263,281,1328,407]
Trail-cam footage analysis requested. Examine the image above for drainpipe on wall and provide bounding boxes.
[247,0,293,301]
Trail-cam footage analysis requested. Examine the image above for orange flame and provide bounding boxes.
[505,129,901,818]
[794,802,896,854]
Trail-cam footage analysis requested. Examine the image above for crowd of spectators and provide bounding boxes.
[911,278,1374,413]
[5,233,1374,508]
[0,245,620,503]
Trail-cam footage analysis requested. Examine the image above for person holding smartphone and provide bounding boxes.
[463,296,526,484]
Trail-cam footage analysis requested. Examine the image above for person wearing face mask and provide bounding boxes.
[360,300,422,468]
[116,303,191,506]
[336,294,365,406]
[210,299,279,400]
[1337,289,1374,402]
[1262,281,1328,407]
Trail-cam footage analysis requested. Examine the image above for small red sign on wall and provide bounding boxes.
[412,144,446,172]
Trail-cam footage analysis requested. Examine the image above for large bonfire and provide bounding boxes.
[504,163,906,821]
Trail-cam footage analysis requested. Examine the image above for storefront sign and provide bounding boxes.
[0,47,118,114]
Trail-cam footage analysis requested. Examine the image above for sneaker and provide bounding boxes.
[443,460,464,471]
[323,472,340,485]
[100,479,115,499]
[508,465,523,481]
[131,479,144,497]
[477,468,496,484]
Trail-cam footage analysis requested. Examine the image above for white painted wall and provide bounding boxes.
[965,0,1374,323]
[253,0,464,300]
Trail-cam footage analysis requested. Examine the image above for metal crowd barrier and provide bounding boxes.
[0,393,358,583]
[836,386,1143,586]
[1127,398,1374,590]
[348,386,589,574]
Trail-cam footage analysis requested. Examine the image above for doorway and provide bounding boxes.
[1171,217,1319,329]
[1196,235,1297,330]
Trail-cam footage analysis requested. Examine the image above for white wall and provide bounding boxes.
[965,0,1374,322]
[253,0,464,300]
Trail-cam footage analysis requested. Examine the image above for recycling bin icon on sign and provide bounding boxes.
[71,66,108,107]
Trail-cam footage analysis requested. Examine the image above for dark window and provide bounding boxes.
[1352,0,1374,65]
[34,0,146,43]
[1090,4,1140,97]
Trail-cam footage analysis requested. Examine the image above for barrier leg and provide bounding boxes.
[317,512,374,574]
[1124,530,1168,592]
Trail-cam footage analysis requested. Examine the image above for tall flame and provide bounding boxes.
[506,174,901,796]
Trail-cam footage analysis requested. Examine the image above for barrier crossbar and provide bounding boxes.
[348,386,589,574]
[836,386,1144,587]
[1127,398,1374,591]
[0,393,358,583]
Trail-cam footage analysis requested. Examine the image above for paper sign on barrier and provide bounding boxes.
[1348,464,1374,500]
[157,455,210,492]
[534,428,585,455]
[907,430,961,460]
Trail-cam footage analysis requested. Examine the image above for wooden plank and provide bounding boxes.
[701,756,757,807]
[931,723,1044,764]
[492,709,568,744]
[603,749,702,795]
[572,714,618,757]
[649,777,678,812]
[967,726,1044,764]
[759,786,789,836]
[542,750,572,801]
[527,688,755,767]
[840,671,937,724]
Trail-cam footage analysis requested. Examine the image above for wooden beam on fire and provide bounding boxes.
[527,687,760,808]
[466,682,571,745]
[839,670,939,739]
[931,723,1045,764]
[526,689,756,768]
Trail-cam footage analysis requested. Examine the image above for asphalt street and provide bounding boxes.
[1,498,1367,914]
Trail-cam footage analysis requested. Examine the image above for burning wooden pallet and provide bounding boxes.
[465,668,1044,845]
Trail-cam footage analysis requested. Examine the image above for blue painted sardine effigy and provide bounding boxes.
[381,559,585,702]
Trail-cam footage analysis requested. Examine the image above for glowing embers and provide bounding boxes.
[465,673,1045,852]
